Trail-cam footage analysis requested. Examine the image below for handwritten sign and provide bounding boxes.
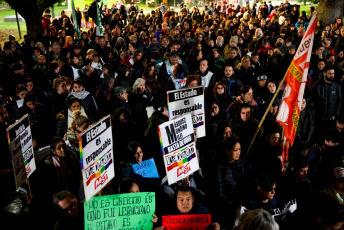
[80,115,115,202]
[167,86,205,138]
[7,114,36,188]
[84,192,155,230]
[123,158,159,178]
[162,214,211,229]
[158,114,199,185]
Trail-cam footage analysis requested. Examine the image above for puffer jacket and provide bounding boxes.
[312,78,342,121]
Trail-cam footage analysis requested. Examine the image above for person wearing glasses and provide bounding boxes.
[53,190,83,230]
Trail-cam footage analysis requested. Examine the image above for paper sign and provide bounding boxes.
[162,214,211,229]
[7,114,36,188]
[158,114,199,185]
[80,115,115,202]
[167,86,205,138]
[84,192,155,230]
[123,158,159,178]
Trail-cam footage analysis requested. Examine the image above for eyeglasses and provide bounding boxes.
[61,200,77,213]
[217,87,224,90]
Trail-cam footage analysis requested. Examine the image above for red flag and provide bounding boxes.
[276,13,317,146]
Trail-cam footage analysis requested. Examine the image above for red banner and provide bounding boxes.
[276,13,317,145]
[162,214,211,229]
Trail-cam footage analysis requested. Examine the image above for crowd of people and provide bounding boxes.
[1,0,344,229]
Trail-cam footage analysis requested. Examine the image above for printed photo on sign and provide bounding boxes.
[84,192,155,230]
[80,115,115,202]
[167,86,205,138]
[158,114,199,185]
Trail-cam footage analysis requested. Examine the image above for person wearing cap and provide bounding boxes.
[223,35,242,61]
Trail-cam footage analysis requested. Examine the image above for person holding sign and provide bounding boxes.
[155,185,220,230]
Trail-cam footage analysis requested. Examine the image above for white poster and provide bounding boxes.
[7,114,36,188]
[80,115,115,202]
[158,114,199,185]
[167,86,205,138]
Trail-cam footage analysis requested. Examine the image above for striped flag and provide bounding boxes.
[276,12,317,146]
[96,0,103,36]
[71,0,81,39]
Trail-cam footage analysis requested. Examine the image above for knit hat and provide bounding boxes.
[230,35,238,44]
[257,75,268,81]
[288,45,296,50]
[9,35,15,41]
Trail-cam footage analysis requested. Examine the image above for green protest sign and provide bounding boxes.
[84,192,155,230]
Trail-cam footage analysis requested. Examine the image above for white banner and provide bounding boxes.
[7,114,36,188]
[158,114,199,185]
[167,86,205,138]
[80,115,115,202]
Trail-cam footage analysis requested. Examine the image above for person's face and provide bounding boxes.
[38,55,46,64]
[327,56,336,65]
[134,146,143,164]
[226,142,241,162]
[210,103,219,116]
[213,50,220,58]
[171,45,178,52]
[151,38,158,45]
[268,133,280,147]
[129,183,140,193]
[242,58,251,68]
[259,183,276,200]
[296,166,308,181]
[54,66,60,74]
[149,66,155,76]
[176,191,194,214]
[26,82,33,93]
[53,141,67,157]
[69,101,81,112]
[197,43,202,50]
[137,82,145,93]
[161,38,168,46]
[242,89,253,102]
[120,91,128,101]
[336,121,344,133]
[229,50,237,59]
[212,82,224,97]
[301,98,307,111]
[197,51,203,60]
[129,44,135,52]
[189,80,198,88]
[99,38,106,47]
[216,36,223,45]
[136,52,143,61]
[120,52,126,60]
[17,90,27,99]
[185,32,191,38]
[251,55,259,63]
[76,123,87,133]
[58,196,79,219]
[288,47,296,55]
[200,61,208,72]
[52,45,60,54]
[267,82,276,93]
[258,79,266,87]
[57,82,67,94]
[73,83,83,92]
[170,56,179,65]
[222,127,232,140]
[318,61,325,70]
[73,56,79,65]
[325,69,335,82]
[240,107,251,122]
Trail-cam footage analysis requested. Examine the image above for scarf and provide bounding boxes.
[70,89,90,100]
[67,106,88,128]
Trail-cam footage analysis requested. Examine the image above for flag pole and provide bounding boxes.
[245,70,288,156]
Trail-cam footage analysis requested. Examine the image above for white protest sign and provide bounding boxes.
[158,114,199,185]
[167,86,205,138]
[80,115,115,202]
[7,114,36,188]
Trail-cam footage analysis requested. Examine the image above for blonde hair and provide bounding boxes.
[70,110,90,131]
[52,78,65,89]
